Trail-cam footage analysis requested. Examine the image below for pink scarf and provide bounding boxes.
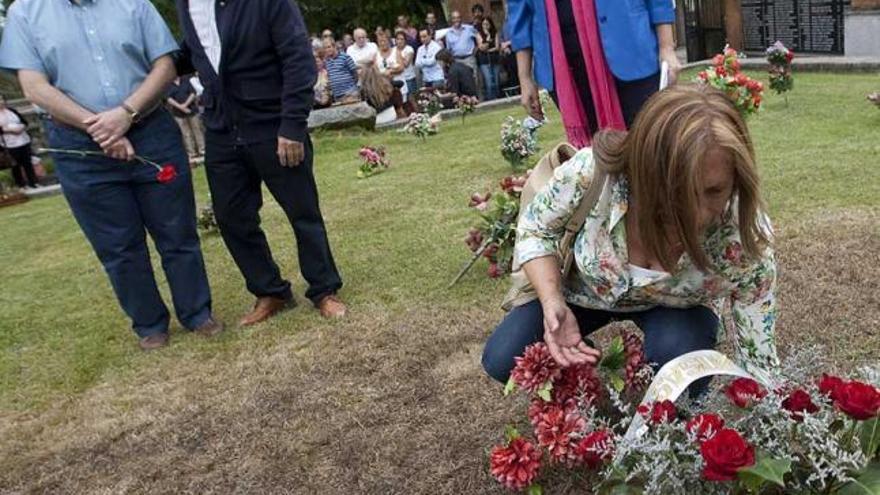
[544,0,625,147]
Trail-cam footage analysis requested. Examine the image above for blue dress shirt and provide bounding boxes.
[506,0,675,89]
[0,0,179,113]
[445,24,479,58]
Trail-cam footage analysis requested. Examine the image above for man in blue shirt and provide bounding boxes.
[322,39,361,103]
[443,11,483,99]
[0,0,221,350]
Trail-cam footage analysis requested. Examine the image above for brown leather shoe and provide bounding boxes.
[317,294,347,319]
[193,317,225,338]
[239,296,295,327]
[138,332,169,351]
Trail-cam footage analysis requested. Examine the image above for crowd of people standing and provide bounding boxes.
[311,6,519,116]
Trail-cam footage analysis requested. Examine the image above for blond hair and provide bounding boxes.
[593,85,769,272]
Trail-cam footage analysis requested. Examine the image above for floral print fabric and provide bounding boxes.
[515,148,779,375]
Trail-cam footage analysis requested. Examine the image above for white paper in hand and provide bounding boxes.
[659,60,669,91]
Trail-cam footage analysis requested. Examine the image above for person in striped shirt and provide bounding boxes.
[322,39,360,104]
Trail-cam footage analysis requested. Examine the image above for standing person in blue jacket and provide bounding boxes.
[176,0,348,325]
[507,0,682,138]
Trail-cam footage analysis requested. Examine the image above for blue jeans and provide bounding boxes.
[405,78,418,102]
[46,110,212,338]
[479,63,500,100]
[482,300,718,395]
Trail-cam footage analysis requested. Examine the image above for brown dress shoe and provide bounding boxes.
[138,332,169,351]
[317,294,347,319]
[193,317,225,338]
[239,296,295,327]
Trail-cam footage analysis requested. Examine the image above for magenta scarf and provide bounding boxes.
[544,0,625,147]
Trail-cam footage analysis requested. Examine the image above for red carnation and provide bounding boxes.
[534,405,586,464]
[833,381,880,421]
[734,73,749,86]
[782,388,819,422]
[712,54,725,67]
[700,428,755,481]
[687,413,725,442]
[698,71,709,81]
[785,50,794,62]
[552,363,603,404]
[469,192,491,211]
[715,66,727,77]
[639,400,677,425]
[489,437,542,490]
[483,243,499,259]
[487,262,502,278]
[156,164,177,184]
[575,429,614,468]
[725,378,767,408]
[511,343,561,394]
[818,373,844,399]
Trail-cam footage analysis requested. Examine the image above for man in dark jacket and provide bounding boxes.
[436,49,478,97]
[176,0,346,324]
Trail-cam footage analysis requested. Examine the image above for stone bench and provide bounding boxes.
[307,102,377,132]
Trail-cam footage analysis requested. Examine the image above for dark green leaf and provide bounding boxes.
[737,455,791,491]
[859,418,880,458]
[838,462,880,495]
[601,336,626,371]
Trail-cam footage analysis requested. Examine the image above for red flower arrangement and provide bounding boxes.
[696,46,764,116]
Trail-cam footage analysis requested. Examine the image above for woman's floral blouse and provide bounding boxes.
[516,148,779,376]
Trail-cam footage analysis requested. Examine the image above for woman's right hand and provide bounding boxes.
[520,77,544,121]
[542,299,601,367]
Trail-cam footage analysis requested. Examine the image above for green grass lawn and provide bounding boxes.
[0,71,878,492]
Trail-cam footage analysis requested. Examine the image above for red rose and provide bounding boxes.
[781,388,819,421]
[489,437,542,490]
[833,381,880,421]
[818,373,844,399]
[725,378,767,408]
[687,413,725,442]
[575,429,614,468]
[156,164,177,184]
[700,428,755,481]
[639,400,677,424]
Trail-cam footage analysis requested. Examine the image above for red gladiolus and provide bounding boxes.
[156,164,177,184]
[490,437,542,490]
[782,388,819,422]
[575,429,614,468]
[818,373,844,399]
[725,378,767,408]
[687,413,725,442]
[700,428,755,481]
[511,343,561,394]
[639,400,677,424]
[833,381,880,420]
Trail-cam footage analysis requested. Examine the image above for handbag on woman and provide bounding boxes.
[501,142,609,310]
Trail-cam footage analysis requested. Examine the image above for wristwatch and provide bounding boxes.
[121,103,141,123]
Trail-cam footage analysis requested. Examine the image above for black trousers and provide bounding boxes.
[552,0,660,132]
[204,132,342,304]
[8,144,37,188]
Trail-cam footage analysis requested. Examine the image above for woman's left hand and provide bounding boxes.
[658,46,682,85]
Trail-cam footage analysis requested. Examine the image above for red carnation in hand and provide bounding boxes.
[687,413,725,442]
[483,243,499,259]
[725,378,767,408]
[489,437,542,490]
[833,381,880,421]
[639,400,677,424]
[818,373,844,399]
[487,262,502,278]
[156,163,177,184]
[575,429,614,468]
[700,428,755,481]
[781,388,819,421]
[534,405,586,464]
[511,343,561,394]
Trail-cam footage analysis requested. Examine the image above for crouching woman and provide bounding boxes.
[482,85,779,393]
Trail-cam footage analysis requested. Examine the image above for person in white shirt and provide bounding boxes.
[346,28,378,70]
[415,29,445,88]
[0,94,36,188]
[393,31,417,101]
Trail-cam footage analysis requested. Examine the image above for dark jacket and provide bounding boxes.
[175,0,316,143]
[445,61,477,97]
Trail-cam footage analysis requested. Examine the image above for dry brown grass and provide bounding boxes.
[1,209,878,495]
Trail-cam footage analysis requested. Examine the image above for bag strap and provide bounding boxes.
[563,162,608,235]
